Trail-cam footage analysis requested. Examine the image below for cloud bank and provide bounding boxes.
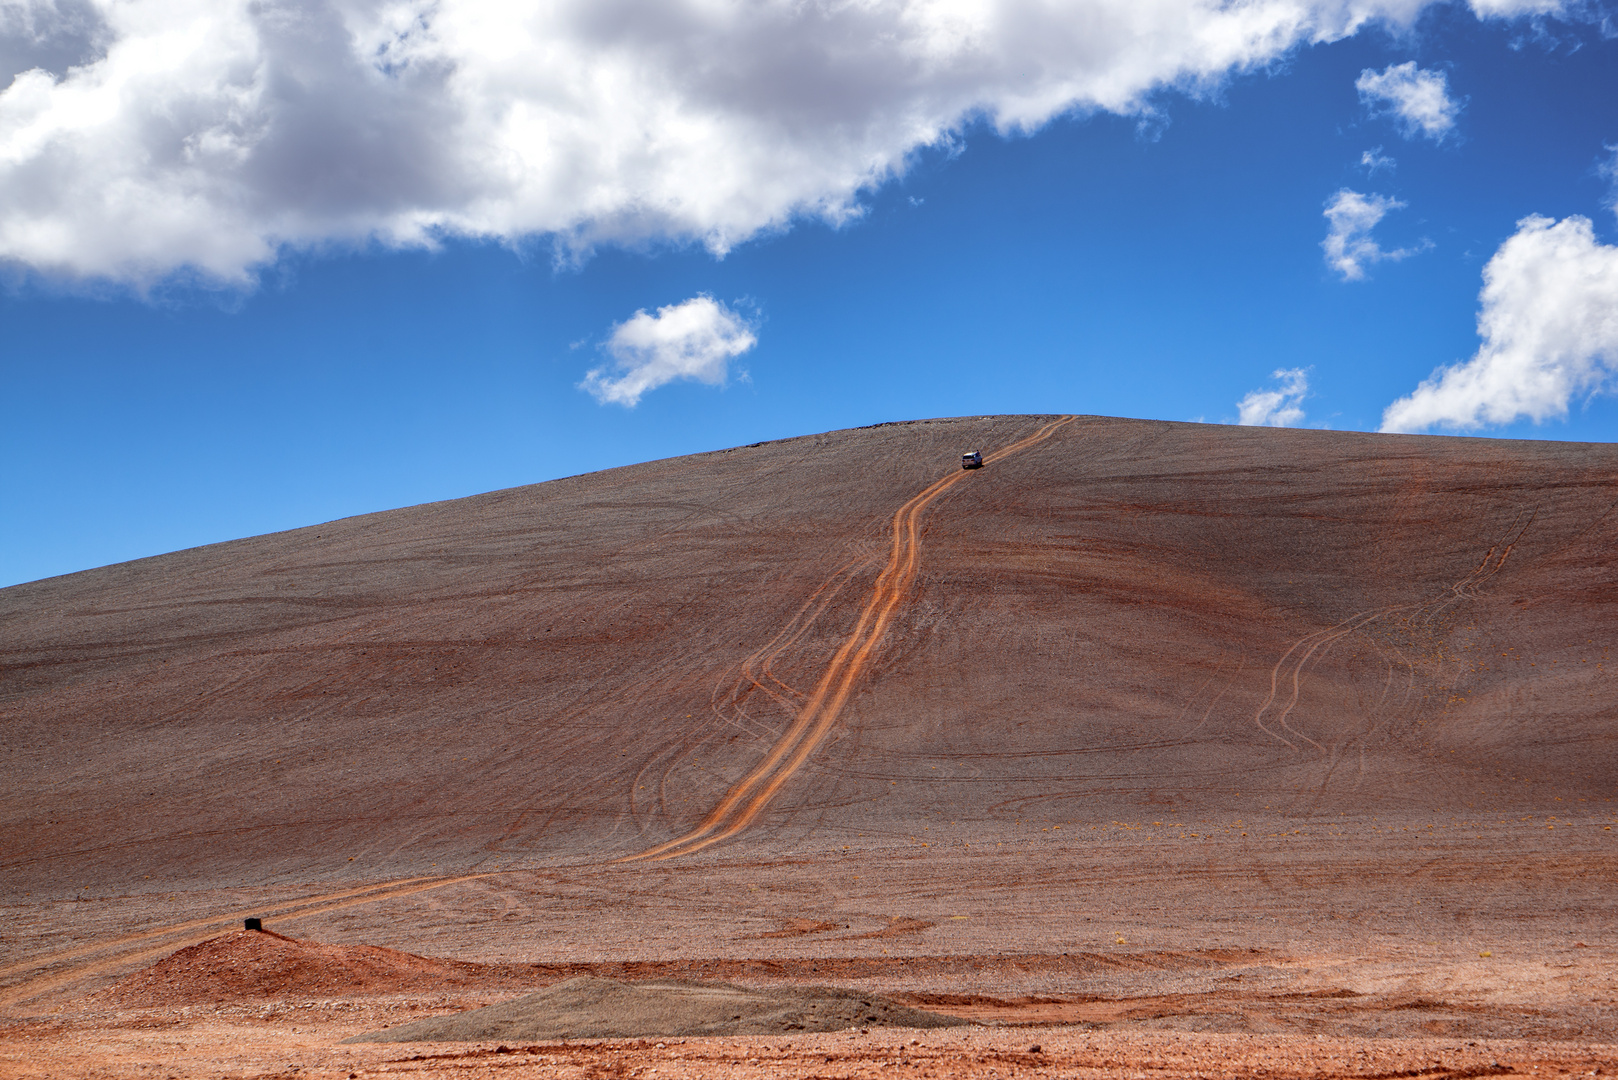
[0,0,1572,286]
[581,295,757,407]
[1322,189,1424,281]
[1381,215,1618,433]
[1356,61,1460,140]
[1237,368,1310,427]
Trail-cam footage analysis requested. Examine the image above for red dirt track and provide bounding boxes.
[2,415,1615,1076]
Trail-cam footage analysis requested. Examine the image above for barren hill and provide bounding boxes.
[3,414,1616,900]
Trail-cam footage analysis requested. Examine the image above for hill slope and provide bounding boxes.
[3,415,1615,896]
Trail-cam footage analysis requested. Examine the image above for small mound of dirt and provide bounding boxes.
[99,931,489,1007]
[347,975,966,1042]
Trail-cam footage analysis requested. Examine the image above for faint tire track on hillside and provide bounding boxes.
[622,417,1076,862]
[619,557,878,838]
[715,555,875,731]
[1252,513,1534,754]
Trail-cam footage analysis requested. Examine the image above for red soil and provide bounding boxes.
[92,930,495,1007]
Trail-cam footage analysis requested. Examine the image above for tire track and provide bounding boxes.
[1252,512,1533,752]
[623,416,1076,862]
[714,554,875,730]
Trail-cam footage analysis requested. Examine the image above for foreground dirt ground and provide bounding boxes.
[3,416,1616,1075]
[3,830,1614,1076]
[7,1018,1617,1080]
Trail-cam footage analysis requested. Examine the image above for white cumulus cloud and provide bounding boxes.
[1322,189,1425,281]
[1381,215,1618,433]
[1237,368,1309,427]
[1356,61,1460,141]
[0,0,1578,288]
[581,295,757,407]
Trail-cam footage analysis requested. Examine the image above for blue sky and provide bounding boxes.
[4,1,1618,587]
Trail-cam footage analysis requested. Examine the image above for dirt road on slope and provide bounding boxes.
[628,417,1075,861]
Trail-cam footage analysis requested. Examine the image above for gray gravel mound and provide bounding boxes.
[347,976,966,1042]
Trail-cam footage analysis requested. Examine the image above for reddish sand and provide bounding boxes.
[1,415,1615,1075]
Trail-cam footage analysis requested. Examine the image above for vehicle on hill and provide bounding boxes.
[962,450,982,470]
